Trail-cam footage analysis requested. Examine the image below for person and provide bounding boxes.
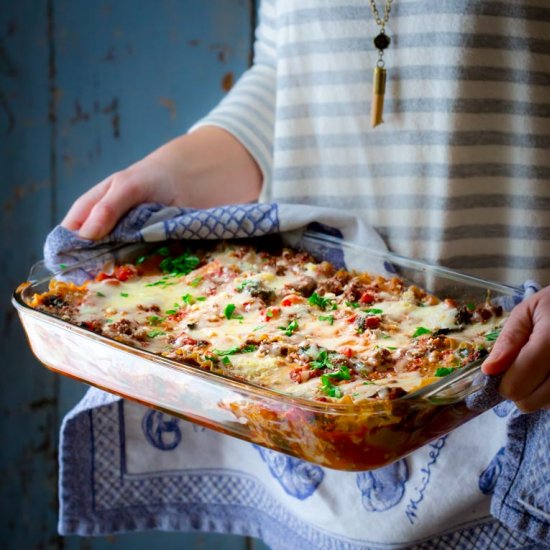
[60,0,550,547]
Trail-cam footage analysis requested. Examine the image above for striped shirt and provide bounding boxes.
[194,0,550,288]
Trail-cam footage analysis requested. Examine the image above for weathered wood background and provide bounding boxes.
[0,1,270,548]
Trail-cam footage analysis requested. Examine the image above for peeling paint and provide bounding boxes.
[0,89,15,133]
[2,180,50,213]
[69,100,90,124]
[221,71,234,92]
[158,97,177,120]
[101,97,120,138]
[209,42,232,64]
[29,398,58,411]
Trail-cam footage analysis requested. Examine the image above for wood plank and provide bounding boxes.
[53,1,256,549]
[0,1,62,548]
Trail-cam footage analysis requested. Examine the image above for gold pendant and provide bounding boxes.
[371,66,386,128]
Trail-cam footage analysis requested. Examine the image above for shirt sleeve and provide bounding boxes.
[189,0,277,191]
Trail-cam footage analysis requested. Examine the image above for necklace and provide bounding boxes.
[369,0,394,127]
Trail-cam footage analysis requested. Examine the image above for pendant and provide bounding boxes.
[371,65,386,128]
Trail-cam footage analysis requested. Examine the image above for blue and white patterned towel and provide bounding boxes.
[45,203,549,549]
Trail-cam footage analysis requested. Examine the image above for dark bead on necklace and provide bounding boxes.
[374,33,391,50]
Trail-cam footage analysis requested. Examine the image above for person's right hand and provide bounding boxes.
[61,157,184,240]
[61,127,263,240]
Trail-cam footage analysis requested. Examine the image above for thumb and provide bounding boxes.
[481,305,532,376]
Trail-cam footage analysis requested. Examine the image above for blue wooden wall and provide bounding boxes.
[0,1,270,548]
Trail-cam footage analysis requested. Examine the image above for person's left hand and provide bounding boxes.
[482,285,550,413]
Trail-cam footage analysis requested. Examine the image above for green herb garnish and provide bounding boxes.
[224,303,243,320]
[310,350,333,370]
[165,309,177,315]
[96,291,106,297]
[326,365,351,381]
[156,246,171,257]
[320,375,343,398]
[241,345,258,353]
[279,319,299,336]
[190,276,203,287]
[318,315,334,325]
[159,250,200,275]
[485,330,501,341]
[364,308,383,315]
[182,294,195,305]
[412,326,431,338]
[308,292,336,311]
[147,315,164,326]
[59,263,67,270]
[222,356,231,365]
[120,292,129,298]
[213,346,241,356]
[196,296,206,301]
[434,367,456,377]
[147,329,166,338]
[345,300,360,308]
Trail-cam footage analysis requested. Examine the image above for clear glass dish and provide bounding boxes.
[12,231,520,471]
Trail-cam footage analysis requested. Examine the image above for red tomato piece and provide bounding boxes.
[359,292,375,304]
[115,264,138,281]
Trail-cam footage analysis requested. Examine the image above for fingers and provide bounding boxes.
[515,377,550,413]
[481,303,532,376]
[77,173,147,239]
[61,178,111,231]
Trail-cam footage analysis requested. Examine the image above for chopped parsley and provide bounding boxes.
[213,346,241,356]
[224,303,243,320]
[279,319,299,336]
[147,329,166,338]
[308,292,336,311]
[310,350,333,370]
[59,263,67,270]
[326,365,351,381]
[320,375,343,398]
[204,355,218,362]
[412,326,431,338]
[190,276,203,287]
[236,279,253,291]
[241,345,258,353]
[196,296,206,301]
[318,314,334,325]
[96,291,106,297]
[159,250,200,276]
[222,356,231,365]
[485,330,501,341]
[120,292,129,298]
[345,300,360,308]
[165,309,178,315]
[182,294,195,305]
[364,308,383,315]
[147,315,164,325]
[434,367,456,377]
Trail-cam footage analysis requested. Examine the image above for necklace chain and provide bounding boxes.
[368,0,394,128]
[369,0,393,31]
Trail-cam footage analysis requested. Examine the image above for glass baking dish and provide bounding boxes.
[12,231,521,471]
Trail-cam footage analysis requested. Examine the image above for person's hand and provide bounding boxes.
[482,285,550,413]
[61,127,262,240]
[62,158,183,240]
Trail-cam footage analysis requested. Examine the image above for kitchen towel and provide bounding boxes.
[44,202,548,548]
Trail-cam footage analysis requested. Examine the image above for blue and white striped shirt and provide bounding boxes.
[195,0,550,288]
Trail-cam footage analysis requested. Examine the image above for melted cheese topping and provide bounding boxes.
[34,244,507,403]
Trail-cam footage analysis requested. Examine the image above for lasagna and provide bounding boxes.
[29,242,506,403]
